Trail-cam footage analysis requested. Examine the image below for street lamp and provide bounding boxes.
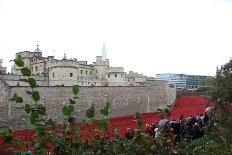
[147,93,150,112]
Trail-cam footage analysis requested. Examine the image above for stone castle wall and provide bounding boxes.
[0,78,10,127]
[0,79,176,129]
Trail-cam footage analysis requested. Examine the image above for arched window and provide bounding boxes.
[53,72,55,78]
[81,70,83,74]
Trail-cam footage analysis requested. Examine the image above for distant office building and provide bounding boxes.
[155,73,211,89]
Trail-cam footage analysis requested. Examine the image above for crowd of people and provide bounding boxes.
[125,110,212,144]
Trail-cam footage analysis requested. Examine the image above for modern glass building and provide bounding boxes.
[155,73,211,89]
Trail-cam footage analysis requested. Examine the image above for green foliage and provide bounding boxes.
[134,112,143,129]
[72,85,79,95]
[158,112,164,119]
[86,103,95,119]
[134,112,141,118]
[62,105,74,116]
[30,111,39,124]
[9,93,23,103]
[164,108,171,117]
[37,104,46,115]
[13,55,24,67]
[20,67,32,77]
[136,119,143,129]
[100,101,111,116]
[24,103,31,113]
[32,91,40,101]
[211,59,232,104]
[28,78,37,88]
[97,119,110,131]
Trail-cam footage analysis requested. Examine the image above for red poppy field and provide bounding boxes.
[0,96,212,148]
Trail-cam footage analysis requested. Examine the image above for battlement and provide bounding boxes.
[128,71,144,77]
[108,67,124,73]
[94,56,109,66]
[47,60,80,68]
[16,51,42,58]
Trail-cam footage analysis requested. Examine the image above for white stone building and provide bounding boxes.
[9,45,146,86]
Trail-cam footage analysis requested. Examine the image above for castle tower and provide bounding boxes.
[62,53,68,60]
[102,43,107,61]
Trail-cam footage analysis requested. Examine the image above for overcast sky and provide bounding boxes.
[0,0,232,76]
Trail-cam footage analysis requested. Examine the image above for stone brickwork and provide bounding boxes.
[0,78,10,127]
[0,79,176,129]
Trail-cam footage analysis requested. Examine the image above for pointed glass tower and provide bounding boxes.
[102,43,107,61]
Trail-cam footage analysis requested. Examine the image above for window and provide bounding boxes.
[86,70,88,74]
[108,74,110,78]
[96,70,97,73]
[53,72,55,78]
[70,73,73,77]
[115,74,117,77]
[35,66,38,71]
[90,71,92,75]
[81,70,83,74]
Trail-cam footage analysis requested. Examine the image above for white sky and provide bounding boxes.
[0,0,232,77]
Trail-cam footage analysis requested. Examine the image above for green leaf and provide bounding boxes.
[136,119,143,129]
[30,111,39,124]
[86,103,95,119]
[72,85,79,95]
[16,97,23,103]
[68,105,74,113]
[25,103,31,113]
[4,135,13,144]
[105,101,110,107]
[69,98,76,104]
[47,119,56,128]
[158,112,164,120]
[97,119,110,129]
[100,101,111,116]
[135,112,141,118]
[34,122,45,132]
[14,55,24,67]
[28,78,37,88]
[9,93,18,101]
[37,104,46,115]
[32,91,40,101]
[164,108,170,117]
[62,105,72,116]
[20,67,31,77]
[100,107,109,116]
